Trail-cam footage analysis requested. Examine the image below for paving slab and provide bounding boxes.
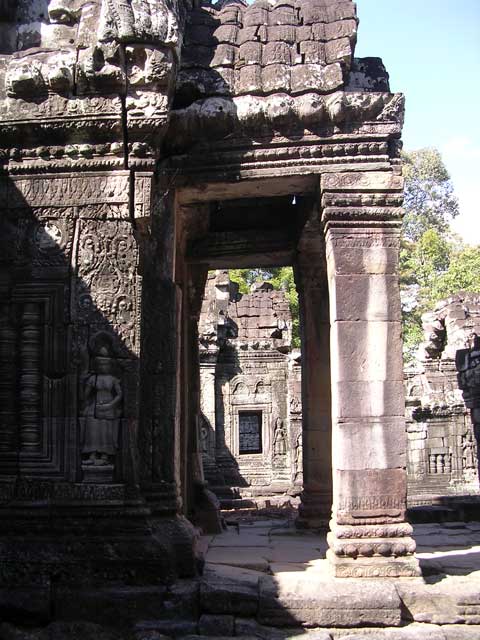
[265,545,326,564]
[258,575,402,628]
[396,578,480,625]
[201,563,262,616]
[205,548,270,572]
[210,532,271,548]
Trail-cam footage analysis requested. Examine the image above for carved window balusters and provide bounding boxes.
[429,452,452,475]
[0,304,17,453]
[19,302,42,453]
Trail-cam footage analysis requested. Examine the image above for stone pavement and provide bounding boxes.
[2,517,480,640]
[195,516,480,639]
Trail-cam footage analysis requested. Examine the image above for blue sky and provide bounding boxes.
[355,0,480,243]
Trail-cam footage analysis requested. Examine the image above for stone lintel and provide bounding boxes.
[321,170,404,193]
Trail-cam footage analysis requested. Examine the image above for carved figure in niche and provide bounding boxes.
[293,433,303,483]
[80,342,122,467]
[462,432,477,470]
[273,418,287,456]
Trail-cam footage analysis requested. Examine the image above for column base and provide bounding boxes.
[327,521,421,578]
[327,548,421,578]
[296,489,331,529]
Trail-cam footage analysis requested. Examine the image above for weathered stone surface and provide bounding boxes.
[0,0,416,619]
[200,564,261,616]
[258,575,402,627]
[396,581,480,625]
[198,614,234,637]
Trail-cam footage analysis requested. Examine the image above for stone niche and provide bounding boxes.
[405,293,480,504]
[199,271,303,499]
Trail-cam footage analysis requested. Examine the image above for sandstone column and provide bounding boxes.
[295,222,332,528]
[322,170,420,577]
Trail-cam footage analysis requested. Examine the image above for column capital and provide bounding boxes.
[320,169,404,227]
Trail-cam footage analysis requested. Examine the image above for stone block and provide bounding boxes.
[239,42,263,65]
[54,587,169,627]
[326,228,400,275]
[211,44,237,68]
[334,468,407,519]
[333,380,406,418]
[237,65,263,94]
[396,581,480,625]
[327,550,421,578]
[329,275,401,322]
[299,41,325,64]
[325,37,352,66]
[330,321,404,382]
[325,19,358,41]
[200,565,260,616]
[443,626,480,640]
[322,171,404,193]
[198,614,234,636]
[261,64,290,93]
[296,25,313,41]
[333,418,407,470]
[0,585,51,624]
[291,63,343,94]
[258,574,402,627]
[263,41,291,65]
[135,621,198,636]
[266,26,296,44]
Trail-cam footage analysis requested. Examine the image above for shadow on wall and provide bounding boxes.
[0,174,194,600]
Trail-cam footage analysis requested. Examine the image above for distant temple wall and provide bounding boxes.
[199,271,302,496]
[200,280,480,503]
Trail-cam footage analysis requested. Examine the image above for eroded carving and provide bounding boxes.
[80,335,123,477]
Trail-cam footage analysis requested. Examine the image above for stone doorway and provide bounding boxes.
[171,172,419,578]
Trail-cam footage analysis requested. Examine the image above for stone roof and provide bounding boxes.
[177,0,359,103]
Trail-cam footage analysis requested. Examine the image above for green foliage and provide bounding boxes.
[401,149,479,360]
[400,149,472,361]
[402,148,459,242]
[229,267,301,348]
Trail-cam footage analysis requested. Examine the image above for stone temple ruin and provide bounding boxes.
[406,293,480,506]
[199,278,480,508]
[199,271,303,499]
[1,0,479,634]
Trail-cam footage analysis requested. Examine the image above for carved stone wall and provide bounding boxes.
[199,271,303,496]
[405,293,480,504]
[0,0,418,603]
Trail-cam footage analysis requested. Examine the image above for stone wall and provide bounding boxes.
[199,271,302,497]
[405,293,480,504]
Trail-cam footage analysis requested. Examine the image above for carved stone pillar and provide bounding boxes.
[295,257,332,529]
[322,170,420,578]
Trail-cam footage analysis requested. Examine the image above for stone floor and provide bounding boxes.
[2,517,480,640]
[194,515,480,639]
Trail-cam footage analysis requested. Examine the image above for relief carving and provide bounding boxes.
[99,0,179,47]
[80,335,123,479]
[76,220,139,353]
